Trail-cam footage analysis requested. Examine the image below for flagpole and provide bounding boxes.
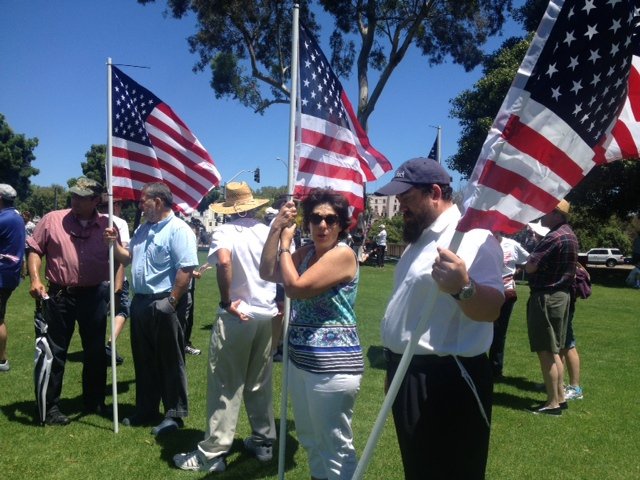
[106,57,119,433]
[353,231,464,479]
[277,5,299,480]
[436,125,442,164]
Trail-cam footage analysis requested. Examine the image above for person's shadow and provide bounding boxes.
[0,378,134,429]
[492,375,544,410]
[156,417,300,478]
[366,345,386,370]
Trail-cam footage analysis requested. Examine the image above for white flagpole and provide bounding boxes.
[106,58,119,433]
[353,231,465,479]
[277,5,299,479]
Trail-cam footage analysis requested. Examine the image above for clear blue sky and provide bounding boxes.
[0,0,524,194]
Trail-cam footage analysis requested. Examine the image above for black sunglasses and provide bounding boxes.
[309,213,339,226]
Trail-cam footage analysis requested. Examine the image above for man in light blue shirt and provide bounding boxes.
[107,182,198,435]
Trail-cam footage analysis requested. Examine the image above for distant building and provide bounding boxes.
[189,208,221,234]
[367,195,400,219]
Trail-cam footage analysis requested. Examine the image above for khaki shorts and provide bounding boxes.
[527,290,570,353]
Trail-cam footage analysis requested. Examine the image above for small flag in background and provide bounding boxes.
[459,0,637,234]
[295,23,392,222]
[428,136,438,162]
[110,66,221,214]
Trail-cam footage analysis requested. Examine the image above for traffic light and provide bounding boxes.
[254,168,261,183]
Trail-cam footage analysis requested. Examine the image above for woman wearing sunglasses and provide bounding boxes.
[260,188,362,480]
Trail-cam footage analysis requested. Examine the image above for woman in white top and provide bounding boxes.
[489,231,529,378]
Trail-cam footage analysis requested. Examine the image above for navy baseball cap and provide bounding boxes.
[375,157,451,196]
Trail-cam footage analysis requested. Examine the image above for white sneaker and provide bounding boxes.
[244,437,273,462]
[0,360,10,372]
[564,385,584,400]
[173,451,226,472]
[185,345,201,356]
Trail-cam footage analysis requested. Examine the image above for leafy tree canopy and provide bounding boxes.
[571,207,632,253]
[138,0,513,129]
[16,184,67,218]
[0,113,40,200]
[81,144,108,185]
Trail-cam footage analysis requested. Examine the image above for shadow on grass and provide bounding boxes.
[0,379,135,427]
[492,390,541,412]
[366,345,386,370]
[493,375,546,412]
[495,375,541,393]
[155,418,300,478]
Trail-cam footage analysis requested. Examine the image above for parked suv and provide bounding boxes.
[579,248,625,267]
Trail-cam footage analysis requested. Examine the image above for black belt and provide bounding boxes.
[383,348,484,366]
[49,283,100,296]
[134,292,170,300]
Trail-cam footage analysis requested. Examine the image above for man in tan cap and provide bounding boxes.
[27,177,113,425]
[525,199,578,415]
[174,182,279,473]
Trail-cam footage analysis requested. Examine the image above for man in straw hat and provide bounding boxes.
[524,199,578,415]
[105,182,198,435]
[174,182,279,473]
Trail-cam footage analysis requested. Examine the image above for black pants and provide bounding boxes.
[386,351,493,480]
[177,279,196,345]
[130,294,188,418]
[45,285,108,410]
[488,295,517,376]
[376,245,386,267]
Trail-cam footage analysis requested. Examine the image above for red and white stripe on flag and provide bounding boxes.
[111,66,220,214]
[294,24,391,224]
[458,0,637,235]
[600,55,640,163]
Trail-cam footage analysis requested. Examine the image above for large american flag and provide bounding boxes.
[110,66,221,214]
[459,0,638,234]
[295,23,392,222]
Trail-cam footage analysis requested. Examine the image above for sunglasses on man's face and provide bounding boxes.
[309,213,339,226]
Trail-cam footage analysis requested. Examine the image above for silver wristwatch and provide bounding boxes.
[451,279,476,301]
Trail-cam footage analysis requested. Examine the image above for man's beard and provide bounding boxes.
[402,210,429,243]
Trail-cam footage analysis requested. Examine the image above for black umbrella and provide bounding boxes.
[34,297,53,425]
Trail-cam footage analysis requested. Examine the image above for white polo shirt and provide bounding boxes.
[112,215,130,247]
[381,205,503,357]
[208,217,278,319]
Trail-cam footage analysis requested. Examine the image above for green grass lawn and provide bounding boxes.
[0,258,638,479]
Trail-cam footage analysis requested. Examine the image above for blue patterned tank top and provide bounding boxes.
[289,242,364,374]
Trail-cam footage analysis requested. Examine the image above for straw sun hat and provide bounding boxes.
[210,182,269,214]
[554,199,571,217]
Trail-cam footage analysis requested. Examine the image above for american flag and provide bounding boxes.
[110,66,221,214]
[295,23,392,222]
[428,136,439,162]
[459,0,638,234]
